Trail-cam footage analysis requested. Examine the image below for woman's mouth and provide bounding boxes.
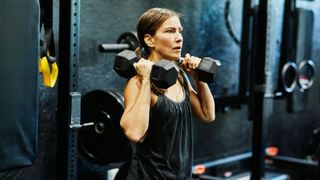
[172,46,182,51]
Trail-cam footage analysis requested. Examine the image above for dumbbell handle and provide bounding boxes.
[177,57,221,65]
[99,43,130,53]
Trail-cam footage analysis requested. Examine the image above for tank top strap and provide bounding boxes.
[178,67,191,99]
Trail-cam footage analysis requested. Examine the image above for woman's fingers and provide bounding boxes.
[133,58,153,78]
[183,54,201,70]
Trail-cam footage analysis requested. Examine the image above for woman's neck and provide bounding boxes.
[147,53,161,63]
[148,53,177,63]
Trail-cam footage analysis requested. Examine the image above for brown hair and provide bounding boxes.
[136,7,181,58]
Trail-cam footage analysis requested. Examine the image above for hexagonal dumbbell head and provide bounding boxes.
[196,57,221,83]
[113,50,139,78]
[151,60,179,89]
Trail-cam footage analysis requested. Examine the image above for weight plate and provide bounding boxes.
[79,90,131,164]
[116,31,139,51]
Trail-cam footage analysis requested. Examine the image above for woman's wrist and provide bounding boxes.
[141,78,151,84]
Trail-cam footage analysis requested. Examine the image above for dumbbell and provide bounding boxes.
[99,32,220,84]
[177,57,221,83]
[114,50,179,89]
[114,50,221,87]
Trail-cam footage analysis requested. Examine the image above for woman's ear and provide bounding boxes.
[144,34,155,48]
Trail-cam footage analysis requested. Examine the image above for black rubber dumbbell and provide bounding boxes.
[196,57,221,83]
[178,57,221,83]
[113,50,179,89]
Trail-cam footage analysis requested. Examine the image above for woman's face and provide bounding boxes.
[148,16,183,61]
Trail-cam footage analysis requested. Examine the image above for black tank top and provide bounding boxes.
[126,71,193,180]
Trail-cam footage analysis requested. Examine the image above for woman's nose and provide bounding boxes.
[175,32,183,42]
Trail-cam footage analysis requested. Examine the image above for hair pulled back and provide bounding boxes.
[136,8,181,58]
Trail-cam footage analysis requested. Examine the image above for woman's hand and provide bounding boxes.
[181,53,201,77]
[133,58,153,80]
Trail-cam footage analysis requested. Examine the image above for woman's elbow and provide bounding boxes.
[120,122,146,143]
[124,130,143,143]
[209,114,216,122]
[202,113,216,123]
[207,107,216,122]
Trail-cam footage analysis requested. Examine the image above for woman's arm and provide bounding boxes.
[189,80,215,122]
[182,54,216,122]
[120,59,153,143]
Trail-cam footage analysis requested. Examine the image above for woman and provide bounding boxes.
[119,7,215,179]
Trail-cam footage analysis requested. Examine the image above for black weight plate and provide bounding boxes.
[116,31,139,51]
[79,90,131,164]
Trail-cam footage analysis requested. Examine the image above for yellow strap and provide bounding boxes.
[39,56,58,88]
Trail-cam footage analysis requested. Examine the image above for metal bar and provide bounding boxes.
[239,0,253,104]
[57,0,80,179]
[250,0,268,179]
[99,43,130,52]
[277,0,296,96]
[193,152,252,168]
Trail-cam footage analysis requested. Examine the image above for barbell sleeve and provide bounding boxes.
[99,43,130,53]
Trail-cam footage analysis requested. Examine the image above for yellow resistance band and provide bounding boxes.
[39,52,58,88]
